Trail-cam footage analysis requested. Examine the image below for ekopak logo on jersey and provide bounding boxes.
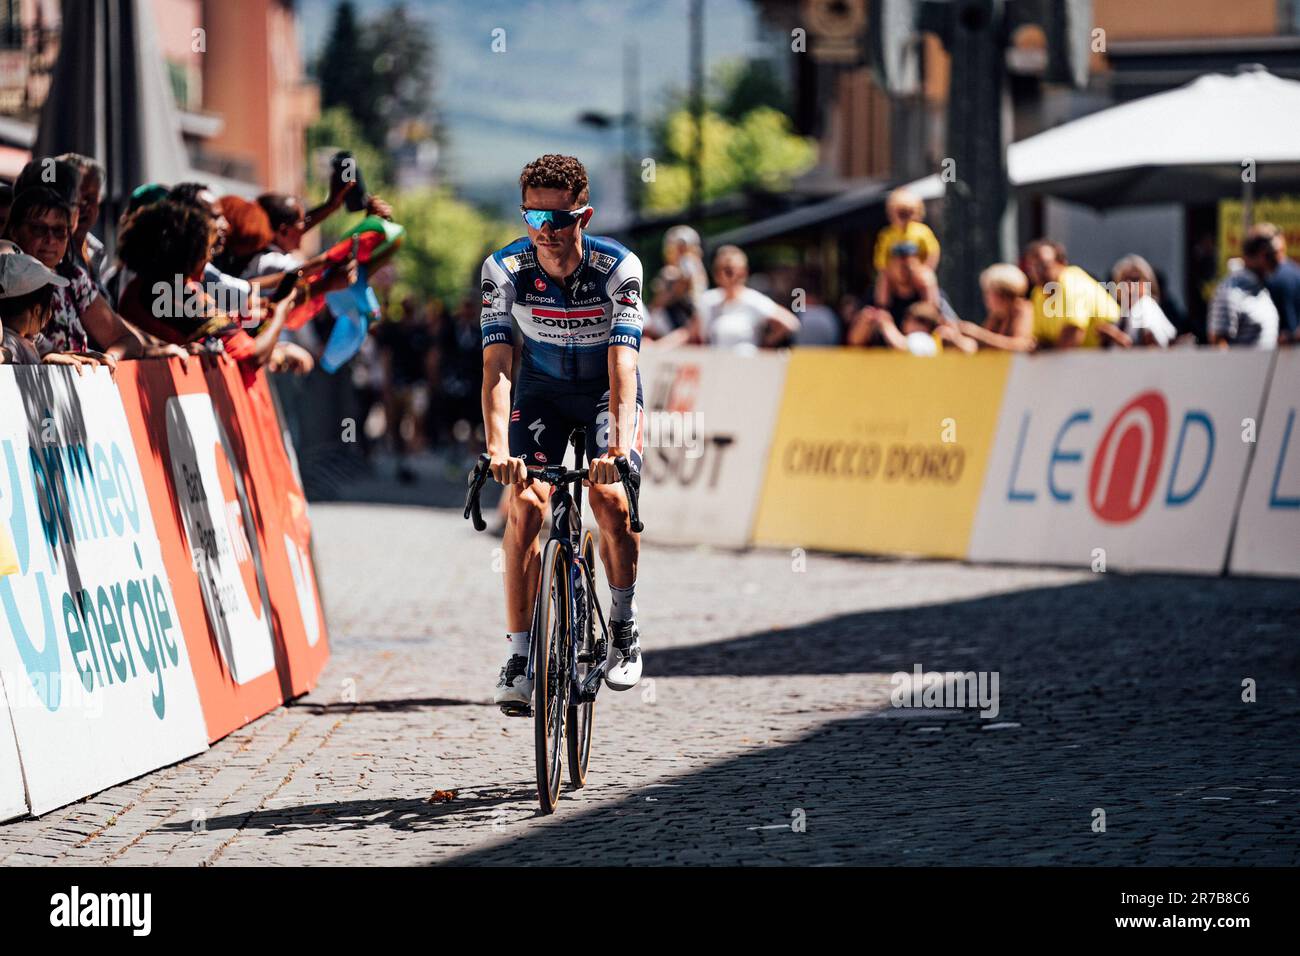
[0,434,182,717]
[1004,390,1214,524]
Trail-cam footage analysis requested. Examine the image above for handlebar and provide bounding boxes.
[464,454,643,534]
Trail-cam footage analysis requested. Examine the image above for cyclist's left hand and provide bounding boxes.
[587,450,625,486]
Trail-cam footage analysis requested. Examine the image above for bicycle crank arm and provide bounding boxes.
[578,662,608,702]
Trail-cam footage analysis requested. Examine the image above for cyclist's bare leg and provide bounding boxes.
[587,481,642,689]
[503,479,553,632]
[587,481,638,589]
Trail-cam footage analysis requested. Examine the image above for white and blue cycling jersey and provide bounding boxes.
[479,234,644,383]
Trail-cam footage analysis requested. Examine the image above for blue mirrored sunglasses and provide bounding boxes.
[521,206,590,230]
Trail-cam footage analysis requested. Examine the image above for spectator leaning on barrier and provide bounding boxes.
[253,185,394,276]
[956,263,1036,352]
[791,268,843,346]
[685,244,800,350]
[100,182,172,309]
[57,152,107,289]
[1110,254,1179,348]
[1208,226,1280,350]
[0,252,75,367]
[873,187,939,311]
[2,185,144,368]
[1260,223,1300,345]
[881,241,949,325]
[1023,239,1131,350]
[115,199,303,384]
[646,226,706,340]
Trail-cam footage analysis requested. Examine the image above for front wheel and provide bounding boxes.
[566,531,597,788]
[533,538,568,814]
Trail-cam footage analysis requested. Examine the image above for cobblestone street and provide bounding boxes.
[2,503,1297,866]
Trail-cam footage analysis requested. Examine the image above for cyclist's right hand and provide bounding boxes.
[489,450,528,487]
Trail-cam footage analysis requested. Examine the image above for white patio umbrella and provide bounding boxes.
[1008,65,1300,224]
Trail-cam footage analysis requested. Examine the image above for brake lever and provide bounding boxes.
[464,452,490,531]
[615,457,643,533]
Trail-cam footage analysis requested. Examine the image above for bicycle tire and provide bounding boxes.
[533,538,568,814]
[566,531,597,788]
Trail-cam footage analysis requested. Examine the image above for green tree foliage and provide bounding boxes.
[643,57,814,213]
[316,1,437,152]
[386,188,518,307]
[644,106,817,213]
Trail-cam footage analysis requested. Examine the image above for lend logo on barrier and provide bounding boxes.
[753,350,1012,558]
[1230,349,1299,577]
[969,351,1272,573]
[0,367,207,815]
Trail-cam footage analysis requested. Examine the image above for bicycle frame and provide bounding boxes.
[526,429,611,703]
[463,431,641,713]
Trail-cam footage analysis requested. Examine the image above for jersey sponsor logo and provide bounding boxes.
[483,328,512,347]
[530,306,607,331]
[481,278,499,308]
[502,250,536,273]
[589,251,617,274]
[529,418,546,444]
[534,451,548,463]
[533,277,547,292]
[613,277,641,309]
[609,332,640,348]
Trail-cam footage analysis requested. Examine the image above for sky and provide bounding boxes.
[297,0,776,213]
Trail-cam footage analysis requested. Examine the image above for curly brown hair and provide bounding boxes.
[117,200,211,285]
[519,154,589,206]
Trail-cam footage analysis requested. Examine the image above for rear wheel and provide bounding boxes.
[533,539,568,814]
[566,531,597,788]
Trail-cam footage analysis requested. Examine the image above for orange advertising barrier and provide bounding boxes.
[115,356,329,742]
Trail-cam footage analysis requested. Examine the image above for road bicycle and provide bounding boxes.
[464,429,642,813]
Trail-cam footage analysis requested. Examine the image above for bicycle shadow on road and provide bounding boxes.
[157,785,539,836]
[436,573,1300,866]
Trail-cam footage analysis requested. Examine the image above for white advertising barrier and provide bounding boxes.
[0,674,26,821]
[0,367,208,815]
[968,350,1272,574]
[1231,349,1300,576]
[636,347,788,547]
[165,393,280,682]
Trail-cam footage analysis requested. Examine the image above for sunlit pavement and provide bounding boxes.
[2,503,1297,866]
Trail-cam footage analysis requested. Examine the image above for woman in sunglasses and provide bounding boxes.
[2,185,146,369]
[479,154,647,708]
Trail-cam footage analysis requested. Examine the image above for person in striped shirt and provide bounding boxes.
[1208,227,1280,350]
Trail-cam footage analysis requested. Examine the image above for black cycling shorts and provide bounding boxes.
[509,370,644,472]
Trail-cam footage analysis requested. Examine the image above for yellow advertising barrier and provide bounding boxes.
[752,350,1011,558]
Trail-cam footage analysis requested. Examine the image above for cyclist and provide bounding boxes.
[481,154,645,708]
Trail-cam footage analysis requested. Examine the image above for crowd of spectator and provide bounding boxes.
[6,155,1296,489]
[643,186,1300,358]
[0,149,393,387]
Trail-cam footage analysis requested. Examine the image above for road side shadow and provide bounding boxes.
[159,786,538,836]
[289,696,490,714]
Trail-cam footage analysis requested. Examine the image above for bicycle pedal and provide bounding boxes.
[499,703,533,718]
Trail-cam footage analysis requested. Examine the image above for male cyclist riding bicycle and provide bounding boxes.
[481,154,645,708]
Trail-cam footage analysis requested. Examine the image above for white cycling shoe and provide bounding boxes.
[493,652,533,709]
[605,620,643,691]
